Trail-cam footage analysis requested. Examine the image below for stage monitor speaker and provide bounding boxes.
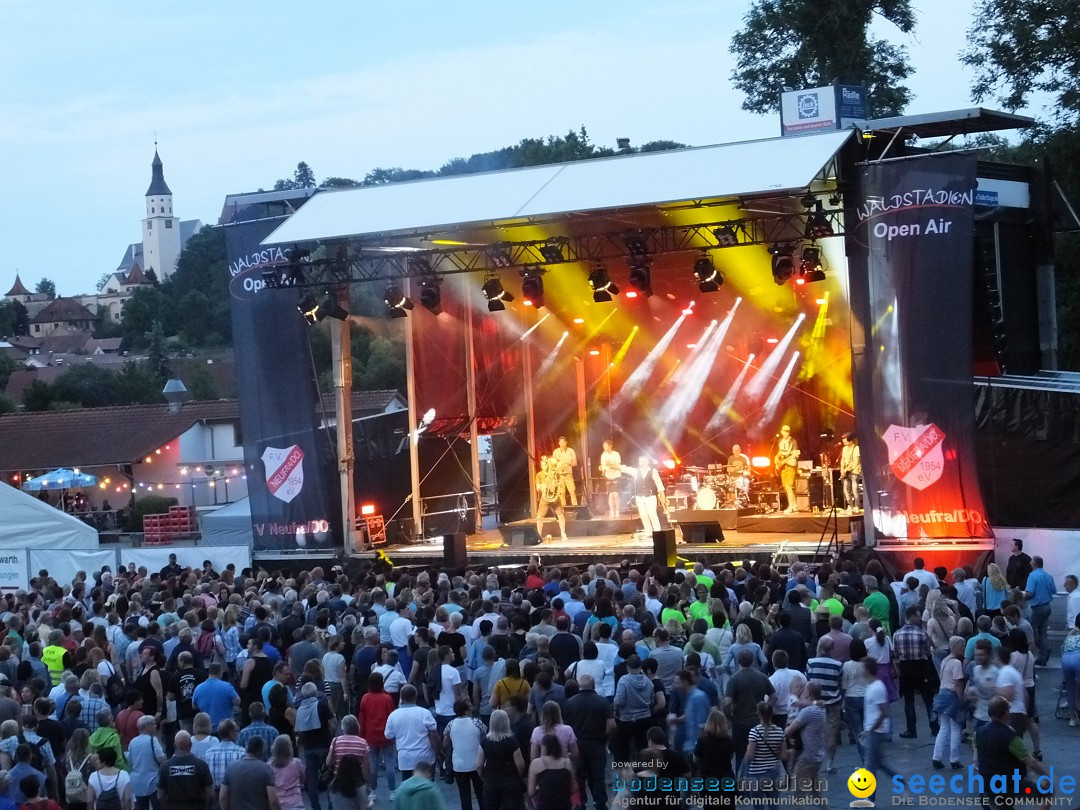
[677,520,725,544]
[795,476,809,495]
[796,493,810,512]
[808,474,825,510]
[499,525,543,548]
[443,533,467,569]
[652,529,678,569]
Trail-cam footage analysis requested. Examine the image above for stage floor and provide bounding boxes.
[379,510,852,568]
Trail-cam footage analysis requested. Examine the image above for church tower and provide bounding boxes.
[142,148,182,280]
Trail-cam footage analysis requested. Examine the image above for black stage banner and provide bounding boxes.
[848,154,992,540]
[225,219,339,552]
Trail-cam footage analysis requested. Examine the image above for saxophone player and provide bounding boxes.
[536,456,567,541]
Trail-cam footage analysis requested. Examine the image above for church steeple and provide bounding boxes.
[145,149,172,197]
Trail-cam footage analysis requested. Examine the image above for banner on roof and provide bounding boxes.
[848,153,993,541]
[225,219,340,553]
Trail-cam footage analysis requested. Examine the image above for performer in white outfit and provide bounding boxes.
[599,439,623,518]
[623,456,667,538]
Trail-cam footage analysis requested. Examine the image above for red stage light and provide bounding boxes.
[625,291,638,299]
[766,337,779,344]
[682,308,694,315]
[686,343,697,349]
[751,456,771,468]
[573,318,584,324]
[523,299,534,307]
[795,277,806,286]
[360,503,376,516]
[588,349,601,356]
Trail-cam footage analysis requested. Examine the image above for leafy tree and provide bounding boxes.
[187,363,218,401]
[0,392,15,414]
[274,161,317,190]
[35,278,56,298]
[362,167,437,186]
[320,176,362,189]
[163,226,231,345]
[730,0,915,117]
[120,286,174,347]
[145,268,159,285]
[964,0,1080,124]
[638,140,689,153]
[177,289,211,346]
[11,301,29,337]
[91,312,124,340]
[116,361,164,404]
[95,272,112,292]
[0,354,19,391]
[0,301,15,337]
[354,335,406,391]
[145,320,171,382]
[21,379,52,411]
[50,364,119,408]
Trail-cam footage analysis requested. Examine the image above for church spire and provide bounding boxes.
[5,273,30,297]
[145,148,172,197]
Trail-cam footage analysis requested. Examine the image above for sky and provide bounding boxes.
[0,1,1048,297]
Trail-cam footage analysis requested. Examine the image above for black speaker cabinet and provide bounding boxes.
[652,528,678,568]
[443,533,467,569]
[498,524,543,548]
[677,519,725,544]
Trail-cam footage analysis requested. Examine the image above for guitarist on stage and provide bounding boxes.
[774,424,801,514]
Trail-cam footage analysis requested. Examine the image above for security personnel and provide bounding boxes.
[41,629,72,687]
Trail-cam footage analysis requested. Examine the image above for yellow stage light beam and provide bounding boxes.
[611,326,639,367]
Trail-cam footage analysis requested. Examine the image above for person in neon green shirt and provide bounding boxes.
[686,585,714,628]
[862,575,892,634]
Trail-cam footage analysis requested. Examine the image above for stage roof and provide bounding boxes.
[262,130,852,246]
[856,108,1035,140]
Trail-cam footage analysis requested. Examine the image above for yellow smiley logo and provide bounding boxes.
[847,768,876,799]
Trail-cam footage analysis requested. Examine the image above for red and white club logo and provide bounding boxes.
[261,445,305,503]
[882,423,945,491]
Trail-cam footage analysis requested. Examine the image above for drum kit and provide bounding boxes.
[684,464,752,510]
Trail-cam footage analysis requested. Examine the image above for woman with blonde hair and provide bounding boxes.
[926,592,958,673]
[694,708,735,806]
[528,701,578,761]
[270,734,306,810]
[981,563,1009,618]
[478,709,525,810]
[190,712,218,758]
[63,728,96,810]
[723,623,766,674]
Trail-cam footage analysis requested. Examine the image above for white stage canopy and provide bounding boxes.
[263,130,852,245]
[0,483,98,550]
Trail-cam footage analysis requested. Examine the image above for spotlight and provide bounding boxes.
[588,265,619,302]
[807,201,835,239]
[770,244,795,285]
[482,274,514,312]
[624,232,649,258]
[693,254,723,293]
[383,284,414,318]
[538,242,565,264]
[520,267,545,308]
[800,192,817,210]
[628,261,653,297]
[418,277,442,313]
[262,269,282,289]
[713,224,740,248]
[298,295,322,325]
[488,244,513,268]
[798,246,827,284]
[284,245,309,285]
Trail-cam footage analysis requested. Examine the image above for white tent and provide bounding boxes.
[200,498,254,546]
[0,483,98,549]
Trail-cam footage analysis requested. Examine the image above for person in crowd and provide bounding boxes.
[126,715,165,810]
[87,748,130,810]
[477,710,525,810]
[443,699,485,810]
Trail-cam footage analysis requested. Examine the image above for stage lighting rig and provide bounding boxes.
[713,224,740,248]
[383,284,414,318]
[284,245,310,285]
[588,265,619,302]
[261,269,282,289]
[418,276,442,313]
[769,244,796,285]
[800,192,817,210]
[624,232,649,259]
[487,244,514,268]
[628,260,653,297]
[482,274,514,312]
[538,242,566,264]
[796,246,826,284]
[806,201,835,239]
[520,267,545,308]
[693,254,723,293]
[298,295,322,325]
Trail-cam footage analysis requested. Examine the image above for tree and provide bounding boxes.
[187,363,218,401]
[50,364,121,408]
[35,278,56,298]
[320,176,362,189]
[164,226,231,345]
[95,272,112,292]
[730,0,915,117]
[0,392,15,414]
[115,361,164,404]
[274,161,317,190]
[0,301,15,337]
[120,286,173,347]
[145,320,170,383]
[145,268,159,285]
[964,0,1080,124]
[0,354,18,392]
[21,379,51,411]
[177,289,211,345]
[10,301,29,337]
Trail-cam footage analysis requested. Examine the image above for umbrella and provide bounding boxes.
[21,468,98,492]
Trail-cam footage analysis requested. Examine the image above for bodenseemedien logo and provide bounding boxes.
[848,768,876,807]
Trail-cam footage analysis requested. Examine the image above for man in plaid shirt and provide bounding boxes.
[79,683,111,732]
[892,607,940,739]
[235,702,277,760]
[205,720,246,790]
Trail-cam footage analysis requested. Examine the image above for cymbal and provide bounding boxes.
[685,466,708,474]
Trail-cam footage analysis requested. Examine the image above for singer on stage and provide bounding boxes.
[599,438,623,518]
[774,424,800,514]
[623,456,667,539]
[535,456,567,541]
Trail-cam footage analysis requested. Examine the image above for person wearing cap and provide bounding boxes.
[159,555,182,581]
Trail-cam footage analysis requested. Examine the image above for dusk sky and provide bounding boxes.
[0,2,1046,296]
